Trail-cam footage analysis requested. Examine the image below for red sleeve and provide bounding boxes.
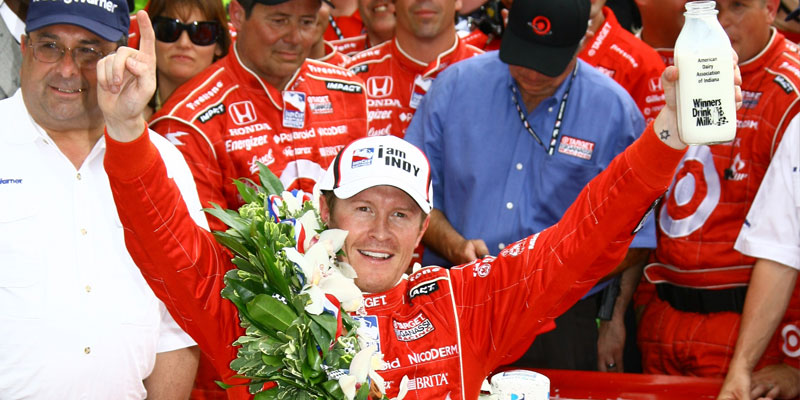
[149,117,231,232]
[104,129,245,388]
[452,122,686,370]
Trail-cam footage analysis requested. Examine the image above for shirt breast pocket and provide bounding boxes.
[0,189,45,317]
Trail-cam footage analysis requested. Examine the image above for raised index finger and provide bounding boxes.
[136,9,156,60]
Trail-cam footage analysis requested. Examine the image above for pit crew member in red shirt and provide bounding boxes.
[149,0,368,234]
[345,0,482,138]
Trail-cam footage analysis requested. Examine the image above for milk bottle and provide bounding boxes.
[674,0,736,144]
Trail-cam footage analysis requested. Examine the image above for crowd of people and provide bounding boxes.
[1,0,800,399]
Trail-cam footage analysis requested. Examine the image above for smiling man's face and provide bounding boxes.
[320,185,429,293]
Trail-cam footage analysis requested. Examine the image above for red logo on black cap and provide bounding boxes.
[531,16,551,35]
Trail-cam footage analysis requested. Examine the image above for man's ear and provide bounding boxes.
[230,0,245,31]
[319,194,331,225]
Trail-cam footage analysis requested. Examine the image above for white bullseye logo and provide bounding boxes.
[659,146,721,238]
[782,324,800,358]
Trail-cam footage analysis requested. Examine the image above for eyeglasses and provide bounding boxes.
[151,17,222,46]
[26,39,106,69]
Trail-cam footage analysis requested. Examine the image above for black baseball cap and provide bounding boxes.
[500,0,591,77]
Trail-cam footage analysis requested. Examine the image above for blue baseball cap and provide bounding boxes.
[26,0,130,42]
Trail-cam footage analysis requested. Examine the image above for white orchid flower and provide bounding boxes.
[297,210,322,251]
[281,190,303,214]
[285,229,361,314]
[338,346,389,400]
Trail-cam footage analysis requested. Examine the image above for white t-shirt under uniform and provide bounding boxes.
[0,90,208,399]
[735,114,800,269]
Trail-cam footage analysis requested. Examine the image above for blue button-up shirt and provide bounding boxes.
[406,51,653,273]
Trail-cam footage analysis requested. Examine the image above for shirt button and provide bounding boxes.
[506,202,514,210]
[498,243,506,250]
[516,163,523,171]
[80,228,88,236]
[548,107,554,113]
[84,347,91,354]
[76,173,82,180]
[85,285,92,293]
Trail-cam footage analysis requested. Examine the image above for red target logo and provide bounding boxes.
[782,324,800,358]
[531,16,551,35]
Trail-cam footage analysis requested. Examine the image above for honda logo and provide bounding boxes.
[367,76,393,98]
[648,77,662,93]
[229,101,257,126]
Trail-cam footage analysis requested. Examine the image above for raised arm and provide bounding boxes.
[98,11,244,387]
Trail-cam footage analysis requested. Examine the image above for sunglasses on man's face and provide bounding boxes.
[151,16,221,46]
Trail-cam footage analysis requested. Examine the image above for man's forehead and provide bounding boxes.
[346,185,422,210]
[30,24,106,44]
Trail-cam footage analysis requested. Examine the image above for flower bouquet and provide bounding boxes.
[205,163,407,400]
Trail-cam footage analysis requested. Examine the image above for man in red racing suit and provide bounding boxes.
[150,48,367,232]
[104,111,688,399]
[578,3,666,124]
[99,12,704,397]
[637,26,800,376]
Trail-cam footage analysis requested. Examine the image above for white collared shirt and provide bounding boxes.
[0,90,207,398]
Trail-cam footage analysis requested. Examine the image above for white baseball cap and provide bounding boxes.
[319,136,433,213]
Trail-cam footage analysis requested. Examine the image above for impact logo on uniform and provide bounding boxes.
[352,148,374,168]
[558,135,595,160]
[229,101,257,126]
[308,95,333,114]
[326,81,363,94]
[774,75,795,94]
[282,91,306,129]
[353,315,381,351]
[198,103,225,123]
[393,312,434,342]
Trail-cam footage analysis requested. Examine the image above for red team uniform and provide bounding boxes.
[150,47,368,232]
[104,123,685,400]
[345,37,483,138]
[637,30,800,376]
[578,7,666,124]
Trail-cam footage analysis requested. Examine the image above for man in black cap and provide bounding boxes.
[405,0,654,372]
[0,1,203,398]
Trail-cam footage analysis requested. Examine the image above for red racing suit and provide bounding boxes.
[150,46,368,233]
[637,30,800,376]
[345,36,483,138]
[319,41,352,68]
[103,123,684,400]
[578,7,666,124]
